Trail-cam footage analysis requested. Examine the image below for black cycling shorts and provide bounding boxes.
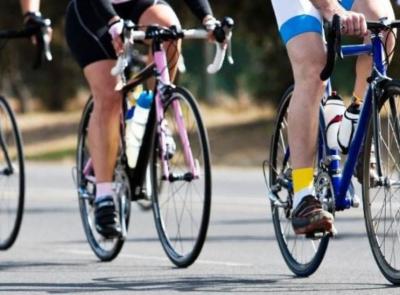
[65,0,170,69]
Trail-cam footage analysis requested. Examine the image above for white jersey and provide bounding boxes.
[271,0,355,45]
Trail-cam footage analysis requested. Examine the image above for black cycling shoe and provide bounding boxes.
[94,196,121,239]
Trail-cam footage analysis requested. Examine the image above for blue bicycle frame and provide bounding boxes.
[321,33,386,210]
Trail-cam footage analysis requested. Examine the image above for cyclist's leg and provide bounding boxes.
[348,0,395,181]
[286,34,325,173]
[272,0,334,234]
[138,2,181,81]
[66,0,121,237]
[352,0,395,100]
[83,62,122,185]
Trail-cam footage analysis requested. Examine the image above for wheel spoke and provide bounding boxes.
[152,89,210,266]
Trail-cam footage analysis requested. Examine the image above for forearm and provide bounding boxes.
[89,0,119,25]
[184,0,213,22]
[310,0,345,19]
[20,0,40,14]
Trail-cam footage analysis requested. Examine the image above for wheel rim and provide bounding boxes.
[77,100,129,259]
[0,100,23,248]
[270,91,328,274]
[364,92,400,278]
[153,91,210,260]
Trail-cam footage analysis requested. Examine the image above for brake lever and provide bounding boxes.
[227,36,234,65]
[32,18,52,69]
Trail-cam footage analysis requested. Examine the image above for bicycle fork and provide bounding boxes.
[154,50,199,182]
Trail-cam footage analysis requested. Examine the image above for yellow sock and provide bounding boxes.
[292,167,314,193]
[352,93,363,107]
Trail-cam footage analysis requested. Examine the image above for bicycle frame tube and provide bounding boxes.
[329,34,386,209]
[153,44,199,179]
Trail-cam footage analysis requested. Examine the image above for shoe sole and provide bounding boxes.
[294,217,333,235]
[95,225,122,239]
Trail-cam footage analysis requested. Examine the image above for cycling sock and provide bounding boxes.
[96,182,114,201]
[352,93,363,107]
[292,167,314,209]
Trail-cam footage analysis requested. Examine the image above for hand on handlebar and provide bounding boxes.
[321,7,367,37]
[24,12,52,45]
[339,11,367,37]
[24,12,53,68]
[206,17,234,74]
[108,18,124,55]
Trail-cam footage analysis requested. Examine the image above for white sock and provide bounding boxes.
[96,182,114,201]
[293,187,315,209]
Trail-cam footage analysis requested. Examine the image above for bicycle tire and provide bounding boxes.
[0,95,24,250]
[362,80,400,284]
[76,98,130,261]
[269,86,329,276]
[151,86,211,267]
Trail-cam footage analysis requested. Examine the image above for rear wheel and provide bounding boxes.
[151,86,211,267]
[76,98,131,261]
[362,81,400,284]
[269,86,329,276]
[0,96,24,250]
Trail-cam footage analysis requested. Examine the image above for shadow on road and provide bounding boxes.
[0,275,395,293]
[0,261,81,271]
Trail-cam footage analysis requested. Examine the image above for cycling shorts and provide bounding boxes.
[271,0,355,45]
[65,0,169,68]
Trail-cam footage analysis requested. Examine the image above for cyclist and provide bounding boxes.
[271,0,395,235]
[65,0,221,238]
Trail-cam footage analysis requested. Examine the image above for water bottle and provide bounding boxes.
[125,90,153,168]
[323,92,345,150]
[338,102,360,154]
[125,84,143,119]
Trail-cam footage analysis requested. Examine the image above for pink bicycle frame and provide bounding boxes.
[154,47,199,179]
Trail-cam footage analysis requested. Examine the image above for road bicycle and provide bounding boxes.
[76,19,234,266]
[0,20,51,250]
[266,15,400,284]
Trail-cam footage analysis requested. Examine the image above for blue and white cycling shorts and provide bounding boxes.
[271,0,355,45]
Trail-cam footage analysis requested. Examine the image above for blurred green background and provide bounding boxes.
[0,0,400,111]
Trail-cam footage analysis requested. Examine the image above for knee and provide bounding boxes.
[293,60,327,95]
[92,87,122,116]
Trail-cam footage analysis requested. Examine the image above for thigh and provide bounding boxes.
[286,33,326,82]
[65,0,115,69]
[271,0,323,45]
[352,0,395,20]
[138,2,180,28]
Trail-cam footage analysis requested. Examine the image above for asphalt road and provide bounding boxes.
[0,163,399,294]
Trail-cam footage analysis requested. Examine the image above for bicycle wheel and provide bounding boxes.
[151,86,211,267]
[362,81,400,284]
[0,96,24,250]
[269,86,329,276]
[76,98,131,261]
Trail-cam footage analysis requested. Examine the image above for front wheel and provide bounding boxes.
[269,86,329,277]
[0,96,24,250]
[362,81,400,284]
[151,86,211,267]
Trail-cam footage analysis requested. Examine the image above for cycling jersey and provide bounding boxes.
[91,0,212,24]
[65,0,211,68]
[272,0,355,45]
